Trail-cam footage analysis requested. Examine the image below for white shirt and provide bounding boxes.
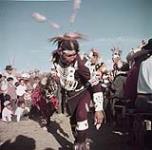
[15,106,30,122]
[1,80,8,94]
[2,107,13,122]
[16,85,27,96]
[137,55,152,94]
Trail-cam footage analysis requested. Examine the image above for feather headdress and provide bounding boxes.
[50,32,83,42]
[50,32,84,51]
[111,46,122,60]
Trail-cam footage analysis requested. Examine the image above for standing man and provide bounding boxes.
[135,39,152,112]
[51,32,104,150]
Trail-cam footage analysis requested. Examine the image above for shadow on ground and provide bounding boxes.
[47,120,73,150]
[1,135,36,150]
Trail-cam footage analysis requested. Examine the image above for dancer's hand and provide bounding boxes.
[94,111,104,130]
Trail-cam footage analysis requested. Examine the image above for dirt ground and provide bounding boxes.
[0,113,151,150]
[0,113,74,150]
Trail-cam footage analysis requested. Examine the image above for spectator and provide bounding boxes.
[2,100,13,122]
[33,76,40,89]
[7,77,17,109]
[3,65,17,84]
[135,39,152,112]
[16,79,27,101]
[15,101,30,122]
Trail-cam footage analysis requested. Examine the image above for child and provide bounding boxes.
[2,101,13,122]
[15,101,30,122]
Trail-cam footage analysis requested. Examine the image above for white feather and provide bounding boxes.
[70,12,77,23]
[49,21,60,29]
[32,12,47,22]
[70,0,81,23]
[74,0,81,10]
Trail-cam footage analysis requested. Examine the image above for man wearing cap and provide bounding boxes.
[51,33,104,150]
[3,65,17,85]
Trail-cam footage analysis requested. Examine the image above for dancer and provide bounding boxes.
[50,32,104,149]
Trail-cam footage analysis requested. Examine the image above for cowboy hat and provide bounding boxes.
[5,65,13,71]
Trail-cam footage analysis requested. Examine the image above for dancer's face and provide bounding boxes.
[90,55,98,65]
[62,50,77,64]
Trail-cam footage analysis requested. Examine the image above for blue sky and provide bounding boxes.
[0,0,152,72]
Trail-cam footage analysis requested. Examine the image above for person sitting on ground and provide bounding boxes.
[15,101,30,122]
[2,100,13,122]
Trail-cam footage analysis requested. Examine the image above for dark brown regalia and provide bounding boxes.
[50,32,104,150]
